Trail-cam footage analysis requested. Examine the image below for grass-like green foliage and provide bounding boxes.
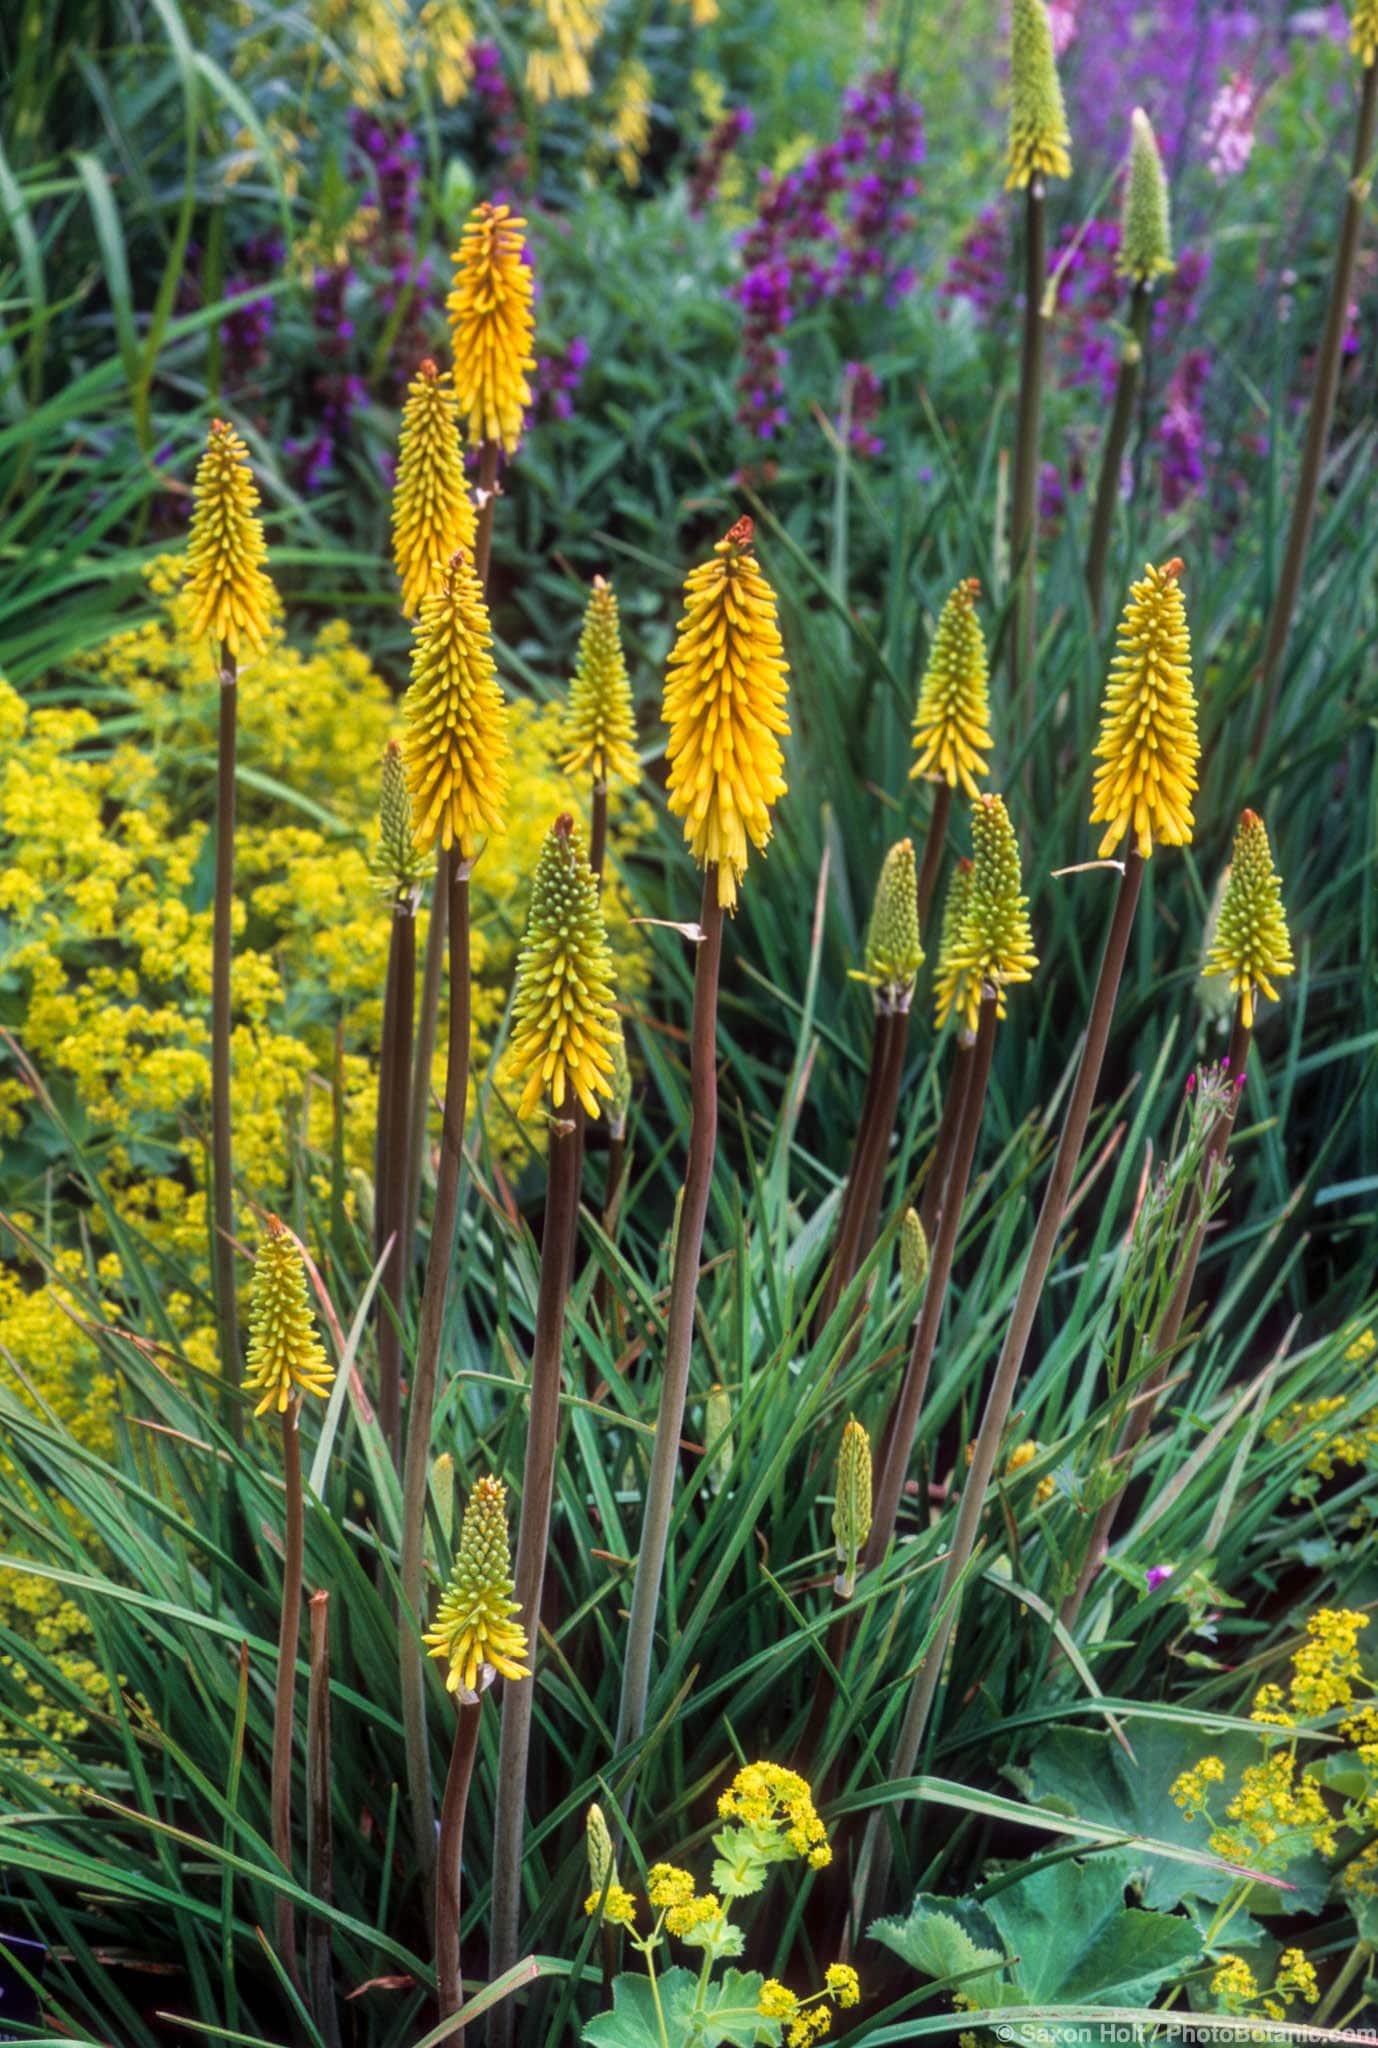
[3,1,1378,2043]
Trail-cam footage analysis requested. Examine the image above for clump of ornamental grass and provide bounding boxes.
[491,815,619,2002]
[909,577,991,923]
[1086,110,1175,624]
[817,839,923,1335]
[185,420,276,1427]
[561,574,640,877]
[1005,0,1071,704]
[856,566,1203,1919]
[397,543,509,1893]
[391,359,476,618]
[617,516,790,1756]
[1255,2,1378,753]
[244,1217,334,1989]
[425,1473,529,2025]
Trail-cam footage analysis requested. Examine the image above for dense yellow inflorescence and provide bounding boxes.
[184,419,276,662]
[909,579,993,798]
[391,359,477,618]
[1006,0,1072,187]
[446,201,537,456]
[1352,0,1378,65]
[943,794,1038,1033]
[1089,560,1199,861]
[1201,809,1294,1029]
[507,816,620,1120]
[423,1474,529,1696]
[401,550,510,857]
[663,517,791,910]
[852,839,923,1002]
[561,575,640,786]
[242,1217,335,1417]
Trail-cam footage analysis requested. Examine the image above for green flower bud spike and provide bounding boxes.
[850,839,924,1006]
[704,1383,733,1497]
[243,1217,335,1418]
[561,576,640,787]
[1007,0,1072,189]
[374,739,429,900]
[832,1417,873,1598]
[1119,108,1174,285]
[1201,810,1295,1030]
[508,814,620,1121]
[586,1803,616,1895]
[909,579,993,800]
[947,796,1038,1036]
[933,857,978,1034]
[607,1023,633,1141]
[899,1207,929,1296]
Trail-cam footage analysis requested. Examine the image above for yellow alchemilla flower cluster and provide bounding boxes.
[717,1760,831,1868]
[243,1218,335,1418]
[315,0,475,104]
[423,1474,530,1697]
[402,550,510,857]
[1201,810,1294,1028]
[184,419,276,663]
[1267,1326,1378,1485]
[561,576,640,787]
[583,1881,636,1927]
[508,815,620,1120]
[942,794,1038,1033]
[910,579,993,798]
[0,571,650,1447]
[526,0,606,101]
[392,360,476,618]
[663,517,791,910]
[1006,0,1072,187]
[1210,1947,1318,2021]
[1090,560,1199,860]
[757,1960,860,2046]
[1290,1605,1368,1715]
[447,202,537,455]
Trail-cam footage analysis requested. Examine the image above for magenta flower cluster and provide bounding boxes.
[731,68,924,443]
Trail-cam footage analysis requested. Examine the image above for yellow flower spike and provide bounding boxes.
[1119,108,1174,285]
[1006,0,1072,189]
[391,359,476,618]
[933,856,983,1032]
[422,1473,530,1697]
[1201,810,1295,1029]
[508,814,620,1120]
[446,201,537,456]
[947,794,1039,1034]
[401,547,509,857]
[1089,559,1200,861]
[242,1216,334,1418]
[909,579,993,798]
[832,1416,872,1598]
[372,739,429,900]
[185,419,275,662]
[561,575,640,785]
[1351,0,1378,65]
[663,515,791,910]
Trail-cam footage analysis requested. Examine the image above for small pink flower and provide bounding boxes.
[1146,1564,1175,1592]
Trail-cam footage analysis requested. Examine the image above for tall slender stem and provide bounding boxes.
[377,898,417,1463]
[489,1122,584,2023]
[868,852,1144,1902]
[1255,61,1378,758]
[867,999,998,1571]
[1062,1004,1252,1626]
[272,1403,305,1989]
[914,782,952,933]
[851,1008,912,1284]
[212,650,241,1431]
[1085,283,1151,629]
[435,1698,483,2033]
[405,876,448,1254]
[399,853,471,1891]
[1010,180,1047,712]
[815,1007,899,1339]
[616,871,724,1753]
[918,1037,973,1242]
[306,1590,341,2048]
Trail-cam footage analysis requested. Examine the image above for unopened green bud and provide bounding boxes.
[851,839,924,1007]
[832,1416,873,1598]
[1119,109,1173,285]
[586,1803,616,1894]
[899,1207,929,1297]
[704,1383,733,1496]
[373,739,428,901]
[608,1024,633,1139]
[1007,0,1072,190]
